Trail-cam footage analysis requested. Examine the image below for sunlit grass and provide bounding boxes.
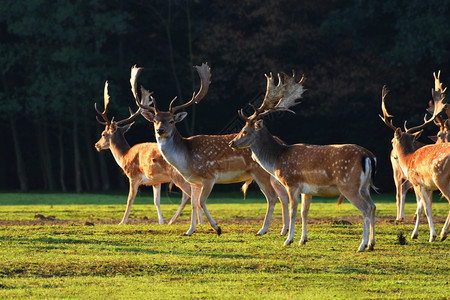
[0,192,448,299]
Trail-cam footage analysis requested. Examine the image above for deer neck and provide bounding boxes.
[249,127,287,176]
[155,128,189,174]
[109,133,131,168]
[393,141,416,175]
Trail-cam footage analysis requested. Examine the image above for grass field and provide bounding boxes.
[0,191,448,299]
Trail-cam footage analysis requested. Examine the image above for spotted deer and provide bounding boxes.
[394,73,450,223]
[428,73,450,144]
[134,63,290,236]
[230,72,377,252]
[94,73,194,225]
[380,72,450,242]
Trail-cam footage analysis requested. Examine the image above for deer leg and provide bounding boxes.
[299,194,312,245]
[185,185,201,236]
[252,174,278,236]
[398,180,412,221]
[152,184,164,224]
[197,201,204,225]
[119,180,139,225]
[440,210,450,241]
[284,187,300,246]
[342,189,374,252]
[197,180,221,235]
[168,192,190,225]
[415,187,436,242]
[411,191,424,239]
[411,187,423,223]
[270,176,289,236]
[434,179,450,241]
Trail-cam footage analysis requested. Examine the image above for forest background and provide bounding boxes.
[1,0,449,193]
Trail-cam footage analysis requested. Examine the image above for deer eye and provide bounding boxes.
[169,120,175,124]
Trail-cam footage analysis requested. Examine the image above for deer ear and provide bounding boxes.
[413,130,423,140]
[394,128,402,139]
[254,119,264,130]
[428,135,438,143]
[141,111,155,122]
[121,122,134,134]
[174,112,188,123]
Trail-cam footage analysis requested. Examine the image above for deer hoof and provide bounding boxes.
[216,226,222,236]
[357,245,367,252]
[440,234,447,242]
[280,227,288,236]
[284,239,293,246]
[256,229,267,236]
[429,235,436,242]
[299,238,307,245]
[411,233,418,239]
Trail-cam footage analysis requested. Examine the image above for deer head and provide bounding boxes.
[427,71,449,143]
[380,72,447,156]
[230,71,306,148]
[134,63,211,140]
[94,66,151,151]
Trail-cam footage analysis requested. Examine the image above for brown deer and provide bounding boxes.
[428,72,450,144]
[134,63,290,236]
[380,73,450,242]
[394,73,450,223]
[230,72,377,252]
[95,75,194,225]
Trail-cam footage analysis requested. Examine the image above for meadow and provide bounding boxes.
[0,190,448,299]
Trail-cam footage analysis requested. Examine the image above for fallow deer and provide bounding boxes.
[134,63,290,237]
[95,75,194,225]
[380,73,450,242]
[393,73,450,223]
[230,72,377,252]
[428,73,450,144]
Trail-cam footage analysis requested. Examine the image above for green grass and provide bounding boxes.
[0,191,448,299]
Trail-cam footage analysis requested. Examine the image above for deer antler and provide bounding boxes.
[116,66,154,124]
[95,81,111,126]
[405,72,446,134]
[379,85,397,131]
[244,71,306,120]
[170,63,211,113]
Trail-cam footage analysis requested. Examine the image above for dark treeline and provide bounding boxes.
[1,0,449,192]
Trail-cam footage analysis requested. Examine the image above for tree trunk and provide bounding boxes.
[39,123,56,191]
[72,99,82,193]
[9,118,28,192]
[84,123,100,191]
[58,123,67,192]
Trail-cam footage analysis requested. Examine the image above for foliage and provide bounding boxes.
[0,1,450,191]
[0,193,448,298]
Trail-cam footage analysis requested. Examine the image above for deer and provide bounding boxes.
[380,72,450,242]
[394,73,450,223]
[134,63,290,237]
[94,70,196,225]
[230,72,377,252]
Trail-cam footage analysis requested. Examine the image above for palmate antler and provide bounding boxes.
[94,81,111,125]
[405,71,446,134]
[380,72,447,134]
[134,63,211,114]
[239,71,306,121]
[95,66,151,126]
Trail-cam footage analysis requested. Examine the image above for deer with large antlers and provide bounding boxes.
[230,72,377,252]
[94,69,195,225]
[135,63,290,237]
[380,72,450,242]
